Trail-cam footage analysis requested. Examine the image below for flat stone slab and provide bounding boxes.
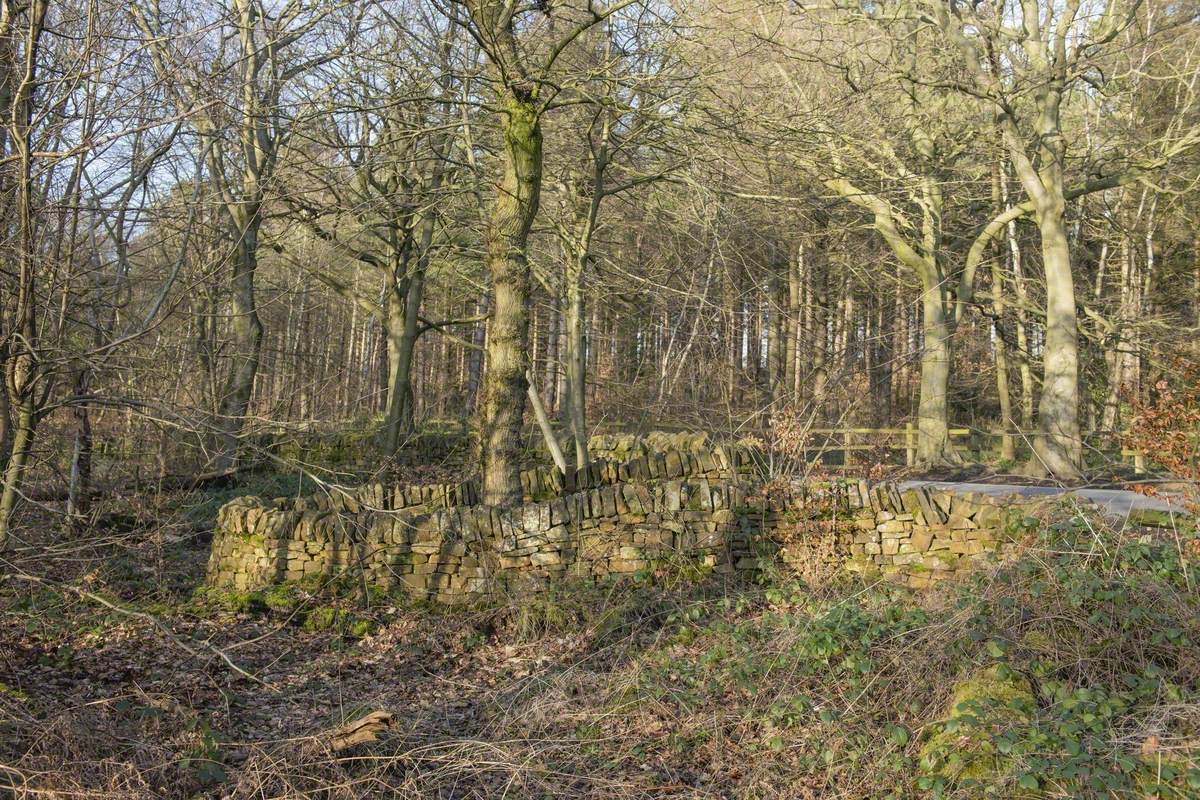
[899,481,1191,527]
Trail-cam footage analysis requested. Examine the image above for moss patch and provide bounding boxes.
[920,665,1036,789]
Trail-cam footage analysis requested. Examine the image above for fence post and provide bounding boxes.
[845,430,854,468]
[905,422,915,467]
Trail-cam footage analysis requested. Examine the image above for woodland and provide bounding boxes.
[2,0,1200,798]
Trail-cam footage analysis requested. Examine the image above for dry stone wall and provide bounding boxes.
[303,437,759,515]
[207,440,1027,600]
[586,431,714,462]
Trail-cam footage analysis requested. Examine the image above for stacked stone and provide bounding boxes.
[207,476,764,601]
[351,480,481,511]
[587,430,711,462]
[487,477,756,582]
[206,451,1026,600]
[820,486,1017,588]
[207,497,300,590]
[520,441,760,501]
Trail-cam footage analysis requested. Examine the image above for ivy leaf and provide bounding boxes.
[887,724,909,747]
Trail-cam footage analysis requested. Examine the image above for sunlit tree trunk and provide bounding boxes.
[212,231,264,471]
[563,277,588,469]
[785,244,801,400]
[480,91,542,505]
[381,275,422,451]
[1032,192,1083,477]
[915,274,954,464]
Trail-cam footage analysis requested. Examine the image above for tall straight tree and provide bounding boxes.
[543,43,678,470]
[452,0,639,505]
[0,0,49,549]
[928,0,1143,479]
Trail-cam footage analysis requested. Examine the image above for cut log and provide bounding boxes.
[330,710,394,751]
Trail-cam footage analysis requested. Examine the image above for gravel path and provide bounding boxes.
[898,481,1190,525]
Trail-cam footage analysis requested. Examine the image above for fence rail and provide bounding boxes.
[798,425,1149,473]
[592,422,1158,473]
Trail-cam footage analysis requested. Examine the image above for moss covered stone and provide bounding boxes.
[920,665,1036,790]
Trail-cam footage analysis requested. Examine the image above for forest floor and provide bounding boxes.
[2,478,1199,799]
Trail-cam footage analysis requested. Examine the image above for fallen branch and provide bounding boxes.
[330,710,395,751]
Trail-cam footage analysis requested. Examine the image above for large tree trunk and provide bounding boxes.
[381,277,422,453]
[563,277,588,469]
[0,2,46,548]
[213,238,264,471]
[1032,208,1083,478]
[997,68,1082,479]
[915,280,957,465]
[480,91,542,506]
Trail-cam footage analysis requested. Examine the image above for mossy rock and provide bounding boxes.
[302,605,345,633]
[301,606,374,638]
[193,587,267,614]
[261,583,301,613]
[920,665,1038,793]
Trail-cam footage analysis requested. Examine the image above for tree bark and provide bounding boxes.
[991,160,1016,461]
[1032,207,1083,477]
[213,237,264,471]
[915,279,955,464]
[381,276,422,452]
[0,0,48,549]
[480,91,542,506]
[563,278,588,469]
[785,244,801,401]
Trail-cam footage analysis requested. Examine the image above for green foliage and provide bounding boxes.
[640,593,929,715]
[603,513,1200,797]
[178,715,227,788]
[497,578,669,645]
[191,581,374,638]
[0,681,27,701]
[917,522,1200,798]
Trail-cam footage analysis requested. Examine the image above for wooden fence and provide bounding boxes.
[800,426,1147,473]
[591,422,1155,473]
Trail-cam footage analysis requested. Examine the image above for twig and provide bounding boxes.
[4,568,267,686]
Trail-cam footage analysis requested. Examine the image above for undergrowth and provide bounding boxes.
[2,504,1197,799]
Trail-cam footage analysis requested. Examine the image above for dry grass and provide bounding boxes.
[2,494,1198,799]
